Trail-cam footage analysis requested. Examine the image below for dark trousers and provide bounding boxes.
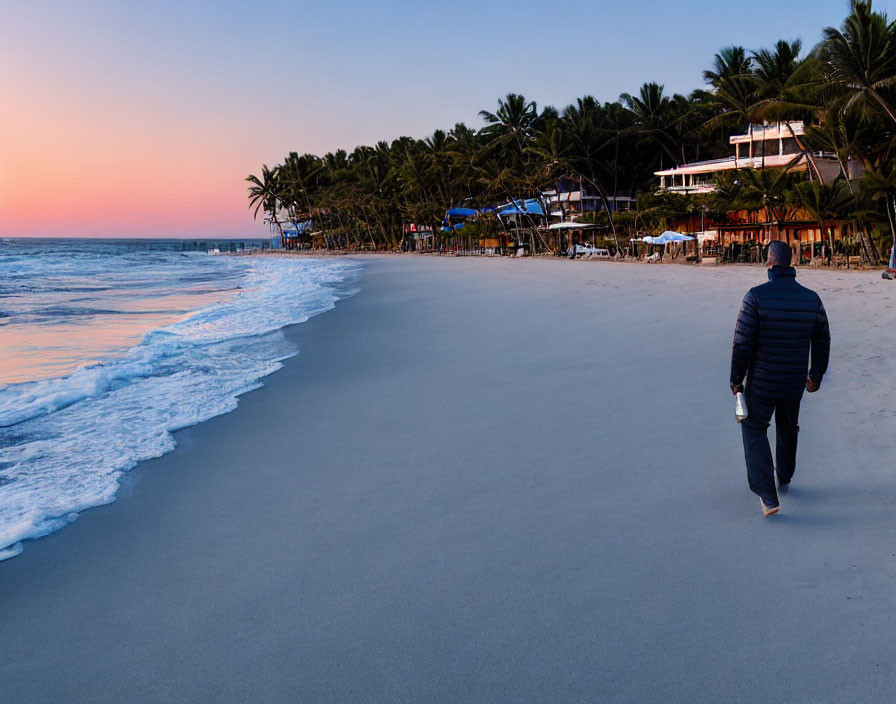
[741,393,801,505]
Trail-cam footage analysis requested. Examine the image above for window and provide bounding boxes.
[752,138,777,157]
[781,138,800,155]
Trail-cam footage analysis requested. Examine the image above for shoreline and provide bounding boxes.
[0,253,361,562]
[233,248,891,272]
[2,257,895,701]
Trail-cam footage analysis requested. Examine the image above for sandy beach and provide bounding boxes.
[2,256,895,702]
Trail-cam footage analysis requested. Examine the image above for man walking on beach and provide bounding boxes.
[730,240,831,516]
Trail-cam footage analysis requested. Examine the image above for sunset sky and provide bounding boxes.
[0,0,860,238]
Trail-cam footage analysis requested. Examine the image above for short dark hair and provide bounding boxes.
[768,240,792,267]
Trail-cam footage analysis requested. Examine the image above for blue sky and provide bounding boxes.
[0,0,876,236]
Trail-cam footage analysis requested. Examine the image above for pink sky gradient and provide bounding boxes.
[0,81,263,237]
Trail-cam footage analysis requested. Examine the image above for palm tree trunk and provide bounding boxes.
[856,225,872,264]
[863,224,881,263]
[783,122,825,185]
[870,89,896,127]
[613,134,620,205]
[888,195,896,267]
[834,152,855,194]
[580,174,621,255]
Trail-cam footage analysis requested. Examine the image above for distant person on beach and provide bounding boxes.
[730,240,831,516]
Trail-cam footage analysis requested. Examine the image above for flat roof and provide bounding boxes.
[655,153,808,177]
[729,121,806,144]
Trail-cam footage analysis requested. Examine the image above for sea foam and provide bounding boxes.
[0,256,360,560]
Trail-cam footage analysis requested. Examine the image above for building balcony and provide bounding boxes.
[729,121,806,144]
[662,184,717,194]
[656,151,840,193]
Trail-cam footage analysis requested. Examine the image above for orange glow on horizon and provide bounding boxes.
[0,64,275,238]
[1,106,261,238]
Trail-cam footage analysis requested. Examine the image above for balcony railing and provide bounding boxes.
[662,184,717,194]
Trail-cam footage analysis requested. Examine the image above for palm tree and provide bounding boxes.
[792,179,855,260]
[752,40,804,99]
[700,46,757,132]
[246,165,283,244]
[804,106,869,190]
[562,98,624,252]
[323,149,350,174]
[863,162,896,262]
[446,122,488,209]
[620,83,681,166]
[710,170,745,213]
[737,167,799,242]
[394,144,435,229]
[528,118,575,251]
[279,151,322,225]
[527,119,573,187]
[423,129,455,207]
[819,0,896,125]
[246,165,281,218]
[848,187,884,262]
[479,93,538,162]
[704,46,752,88]
[746,39,832,180]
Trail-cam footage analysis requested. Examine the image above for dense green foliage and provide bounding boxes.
[248,1,896,259]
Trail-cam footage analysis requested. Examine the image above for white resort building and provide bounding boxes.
[655,122,846,194]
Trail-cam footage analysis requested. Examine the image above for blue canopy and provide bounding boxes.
[497,199,544,216]
[446,207,477,218]
[283,219,312,236]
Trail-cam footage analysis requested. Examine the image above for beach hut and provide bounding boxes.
[496,199,548,254]
[547,221,593,253]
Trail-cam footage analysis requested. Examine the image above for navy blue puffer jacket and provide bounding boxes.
[730,266,830,400]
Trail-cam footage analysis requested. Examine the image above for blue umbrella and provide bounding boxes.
[496,199,545,216]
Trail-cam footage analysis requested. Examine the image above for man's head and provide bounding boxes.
[767,240,792,268]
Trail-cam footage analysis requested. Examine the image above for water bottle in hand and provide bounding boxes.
[734,392,748,423]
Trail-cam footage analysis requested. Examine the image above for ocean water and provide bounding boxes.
[0,239,359,560]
